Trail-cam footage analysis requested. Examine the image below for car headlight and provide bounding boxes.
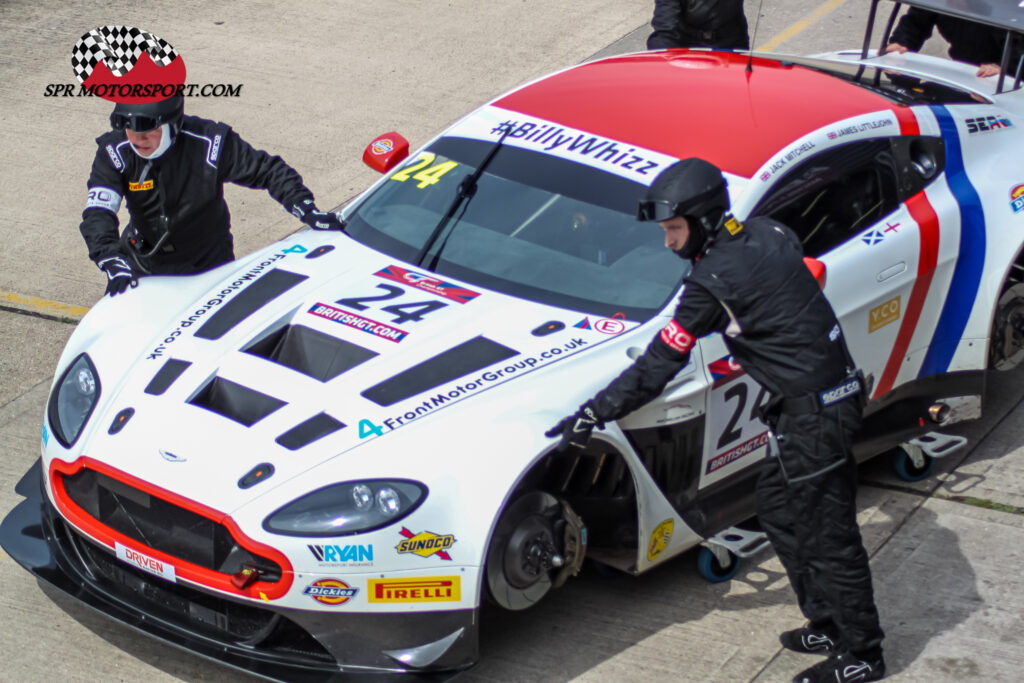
[263,479,427,537]
[47,354,101,448]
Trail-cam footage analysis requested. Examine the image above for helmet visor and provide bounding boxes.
[110,112,161,132]
[636,199,679,222]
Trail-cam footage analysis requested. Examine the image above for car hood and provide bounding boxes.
[69,232,642,512]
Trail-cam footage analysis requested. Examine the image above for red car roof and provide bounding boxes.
[494,51,903,178]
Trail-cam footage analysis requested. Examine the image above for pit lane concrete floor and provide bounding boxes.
[1,1,1019,681]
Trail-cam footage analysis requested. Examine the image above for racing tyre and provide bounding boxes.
[697,546,740,583]
[485,491,580,610]
[891,445,934,482]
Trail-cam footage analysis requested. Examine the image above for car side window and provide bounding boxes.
[752,140,902,257]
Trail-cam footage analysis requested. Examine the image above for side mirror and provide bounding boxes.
[362,132,409,173]
[803,256,826,289]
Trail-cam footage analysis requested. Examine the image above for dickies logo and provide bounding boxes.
[869,296,901,333]
[367,576,461,603]
[1011,184,1024,214]
[71,26,186,103]
[303,579,358,605]
[396,527,455,560]
[129,180,153,191]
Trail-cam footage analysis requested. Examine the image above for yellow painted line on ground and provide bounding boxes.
[0,290,90,321]
[756,0,851,52]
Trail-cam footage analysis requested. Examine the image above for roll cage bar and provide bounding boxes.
[861,0,1024,93]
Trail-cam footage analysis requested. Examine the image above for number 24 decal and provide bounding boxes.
[716,380,770,450]
[336,284,447,324]
[391,152,459,189]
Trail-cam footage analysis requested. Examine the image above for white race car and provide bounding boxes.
[4,0,1023,677]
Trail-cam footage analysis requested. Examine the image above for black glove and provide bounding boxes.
[545,400,603,451]
[293,199,344,231]
[98,256,138,296]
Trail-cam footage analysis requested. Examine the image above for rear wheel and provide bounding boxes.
[990,283,1024,371]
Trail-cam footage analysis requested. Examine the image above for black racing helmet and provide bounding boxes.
[110,95,184,133]
[637,158,729,226]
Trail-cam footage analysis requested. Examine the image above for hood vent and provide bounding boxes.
[244,324,377,382]
[276,412,346,450]
[362,336,519,407]
[145,358,192,395]
[188,376,286,426]
[194,269,308,341]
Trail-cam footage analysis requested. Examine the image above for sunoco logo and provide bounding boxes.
[303,579,358,605]
[396,527,456,560]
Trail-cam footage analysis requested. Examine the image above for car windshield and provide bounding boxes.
[344,136,685,320]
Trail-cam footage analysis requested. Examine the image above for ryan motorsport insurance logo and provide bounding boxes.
[44,25,241,100]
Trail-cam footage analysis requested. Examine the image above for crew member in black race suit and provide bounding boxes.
[547,159,887,683]
[646,0,749,50]
[80,94,343,296]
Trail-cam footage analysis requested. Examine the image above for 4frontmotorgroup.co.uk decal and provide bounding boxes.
[146,246,306,359]
[368,336,590,433]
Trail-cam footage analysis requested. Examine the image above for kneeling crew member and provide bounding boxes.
[547,158,886,683]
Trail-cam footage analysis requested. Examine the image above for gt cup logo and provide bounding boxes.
[397,527,456,560]
[965,115,1012,134]
[71,26,186,103]
[303,579,358,605]
[1011,184,1024,214]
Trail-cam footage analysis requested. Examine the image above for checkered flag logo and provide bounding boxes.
[72,26,179,83]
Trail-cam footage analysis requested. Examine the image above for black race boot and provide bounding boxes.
[779,627,838,655]
[792,652,886,683]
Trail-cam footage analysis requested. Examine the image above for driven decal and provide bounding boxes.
[869,296,901,333]
[1011,184,1024,214]
[304,579,358,605]
[375,265,480,303]
[396,527,456,560]
[115,541,176,582]
[308,303,409,343]
[647,519,673,562]
[308,544,374,567]
[660,320,695,353]
[918,105,986,378]
[367,576,461,603]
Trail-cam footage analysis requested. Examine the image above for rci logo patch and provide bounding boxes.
[869,296,901,333]
[1011,184,1024,214]
[647,519,674,561]
[303,579,358,605]
[129,180,153,191]
[396,527,456,560]
[367,576,461,603]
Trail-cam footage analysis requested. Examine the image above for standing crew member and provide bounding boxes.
[80,94,343,296]
[646,0,749,50]
[884,7,1022,78]
[546,159,886,683]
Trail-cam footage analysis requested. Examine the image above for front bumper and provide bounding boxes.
[0,460,476,681]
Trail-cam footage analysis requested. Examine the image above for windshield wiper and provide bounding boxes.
[415,123,514,269]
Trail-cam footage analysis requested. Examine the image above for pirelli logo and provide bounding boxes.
[367,576,461,603]
[129,180,154,191]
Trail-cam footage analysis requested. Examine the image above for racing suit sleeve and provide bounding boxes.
[591,282,728,423]
[79,143,126,266]
[216,128,316,215]
[889,8,936,51]
[647,0,684,49]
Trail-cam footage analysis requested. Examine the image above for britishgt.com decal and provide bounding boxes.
[372,337,591,432]
[308,303,409,343]
[304,579,358,605]
[375,265,481,304]
[706,431,769,474]
[308,544,374,567]
[367,576,461,603]
[396,528,456,560]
